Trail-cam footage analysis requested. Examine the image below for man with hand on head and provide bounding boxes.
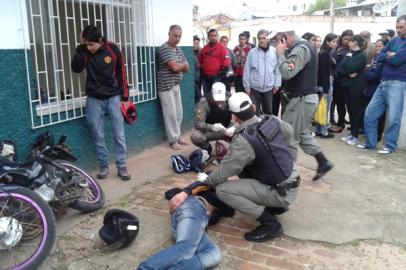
[71,25,131,181]
[172,92,300,242]
[275,29,334,181]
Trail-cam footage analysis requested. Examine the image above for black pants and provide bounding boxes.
[343,85,363,138]
[333,80,347,127]
[201,74,219,95]
[194,80,202,104]
[272,90,281,116]
[234,76,245,93]
[363,96,385,141]
[220,76,233,92]
[250,88,273,115]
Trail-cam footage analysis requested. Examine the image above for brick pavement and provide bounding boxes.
[43,171,406,270]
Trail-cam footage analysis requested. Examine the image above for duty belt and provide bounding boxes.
[280,91,314,102]
[274,176,301,197]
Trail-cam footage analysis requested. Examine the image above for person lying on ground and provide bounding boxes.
[137,181,234,270]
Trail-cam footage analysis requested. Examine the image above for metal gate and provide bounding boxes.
[21,0,156,128]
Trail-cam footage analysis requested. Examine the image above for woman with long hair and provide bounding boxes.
[315,33,338,138]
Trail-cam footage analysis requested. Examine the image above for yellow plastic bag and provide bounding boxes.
[314,96,327,126]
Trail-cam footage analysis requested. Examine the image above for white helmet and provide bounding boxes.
[211,82,226,102]
[228,92,253,113]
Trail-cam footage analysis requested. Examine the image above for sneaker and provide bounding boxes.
[346,137,359,145]
[356,143,367,149]
[377,147,393,154]
[319,133,334,139]
[117,167,131,181]
[170,143,181,150]
[97,166,109,179]
[341,135,353,142]
[357,144,376,150]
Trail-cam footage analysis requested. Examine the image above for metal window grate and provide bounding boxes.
[21,0,156,128]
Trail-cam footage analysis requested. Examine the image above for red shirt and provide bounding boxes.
[199,42,231,76]
[233,44,251,76]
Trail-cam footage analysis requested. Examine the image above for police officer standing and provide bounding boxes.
[275,30,333,181]
[172,92,300,242]
[191,82,234,154]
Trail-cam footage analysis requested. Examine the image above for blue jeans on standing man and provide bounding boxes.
[137,197,221,270]
[86,95,127,169]
[364,80,406,151]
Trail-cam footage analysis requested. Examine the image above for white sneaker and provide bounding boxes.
[346,137,359,146]
[377,147,393,154]
[357,144,366,149]
[342,135,353,142]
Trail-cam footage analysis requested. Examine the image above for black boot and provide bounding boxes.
[313,152,334,181]
[266,206,288,216]
[244,210,283,242]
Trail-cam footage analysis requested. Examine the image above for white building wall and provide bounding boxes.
[0,0,193,49]
[0,0,29,49]
[226,16,397,48]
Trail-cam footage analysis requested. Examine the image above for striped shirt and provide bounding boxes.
[157,42,186,92]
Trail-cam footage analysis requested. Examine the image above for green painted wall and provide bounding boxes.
[0,46,194,170]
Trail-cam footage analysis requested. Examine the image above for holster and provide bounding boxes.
[274,177,301,197]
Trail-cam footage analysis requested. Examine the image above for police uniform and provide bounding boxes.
[191,93,232,153]
[205,115,299,220]
[277,35,333,181]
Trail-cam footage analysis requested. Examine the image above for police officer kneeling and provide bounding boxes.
[171,92,300,242]
[191,82,234,154]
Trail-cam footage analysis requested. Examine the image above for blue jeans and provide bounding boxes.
[137,197,221,270]
[364,80,406,151]
[86,95,127,168]
[315,77,333,135]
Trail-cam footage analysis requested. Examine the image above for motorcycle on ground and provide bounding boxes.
[0,184,56,270]
[0,132,105,216]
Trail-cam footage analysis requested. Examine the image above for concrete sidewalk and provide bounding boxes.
[42,131,406,270]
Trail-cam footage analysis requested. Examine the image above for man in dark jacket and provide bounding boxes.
[71,25,131,181]
[194,35,202,103]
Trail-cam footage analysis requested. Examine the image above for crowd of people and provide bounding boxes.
[192,15,406,155]
[71,16,406,269]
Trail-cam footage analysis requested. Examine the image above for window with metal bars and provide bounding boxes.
[23,0,156,128]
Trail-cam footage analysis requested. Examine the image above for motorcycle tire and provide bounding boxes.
[0,186,56,270]
[53,160,105,213]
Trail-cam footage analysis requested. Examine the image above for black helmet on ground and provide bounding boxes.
[99,209,139,250]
